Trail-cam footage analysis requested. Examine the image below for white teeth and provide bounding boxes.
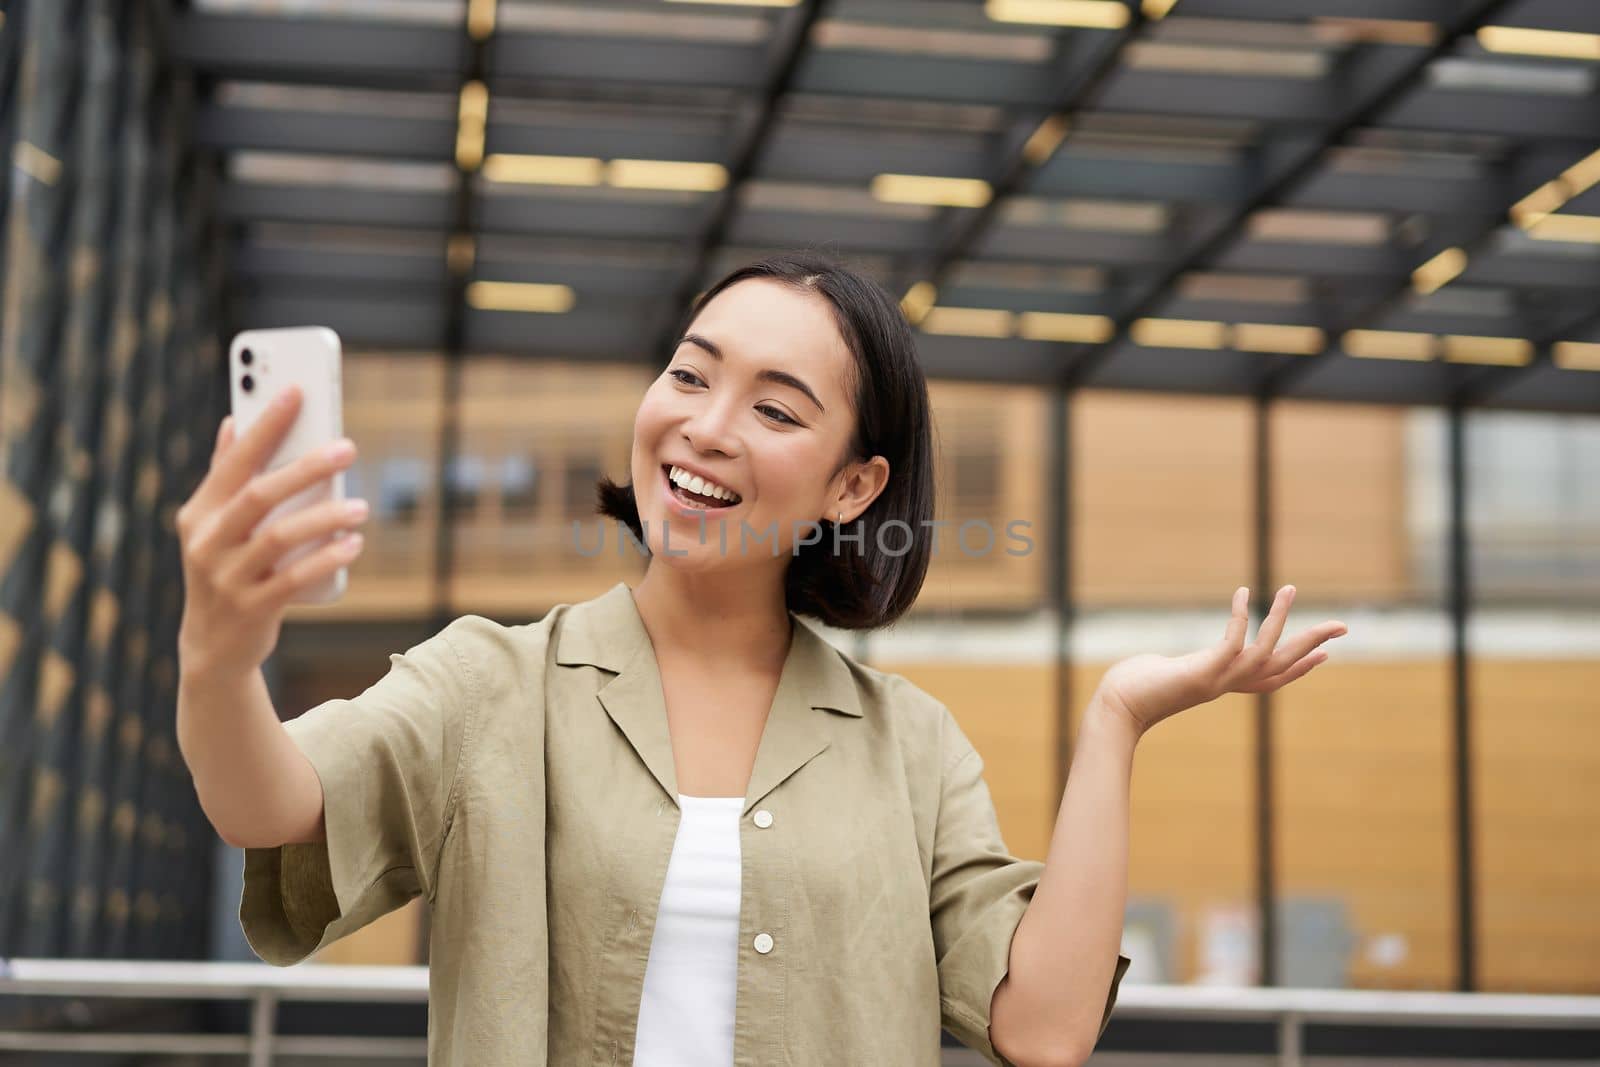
[669,465,739,503]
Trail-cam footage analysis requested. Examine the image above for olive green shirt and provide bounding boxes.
[240,580,1130,1066]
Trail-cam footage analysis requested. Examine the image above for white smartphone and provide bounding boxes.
[228,326,348,604]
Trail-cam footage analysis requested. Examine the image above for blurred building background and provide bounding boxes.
[1,0,1598,1059]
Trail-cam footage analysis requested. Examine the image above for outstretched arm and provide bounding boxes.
[991,584,1347,1067]
[988,691,1136,1067]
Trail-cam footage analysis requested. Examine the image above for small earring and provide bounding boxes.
[837,511,844,525]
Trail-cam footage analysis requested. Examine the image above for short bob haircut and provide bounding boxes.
[596,250,935,631]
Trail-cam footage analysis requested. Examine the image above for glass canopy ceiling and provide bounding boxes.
[178,0,1600,412]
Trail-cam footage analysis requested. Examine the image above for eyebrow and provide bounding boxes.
[676,333,826,415]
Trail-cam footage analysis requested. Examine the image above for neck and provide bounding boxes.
[630,562,794,674]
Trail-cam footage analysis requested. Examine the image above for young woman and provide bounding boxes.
[176,252,1346,1067]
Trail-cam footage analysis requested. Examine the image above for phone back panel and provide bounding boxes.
[228,326,347,604]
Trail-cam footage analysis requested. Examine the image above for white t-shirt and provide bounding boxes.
[632,793,745,1067]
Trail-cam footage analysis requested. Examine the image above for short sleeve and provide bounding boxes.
[931,708,1132,1067]
[238,615,478,966]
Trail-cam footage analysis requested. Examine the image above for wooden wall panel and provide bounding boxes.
[1072,392,1255,606]
[1270,402,1414,602]
[1273,661,1455,989]
[1472,659,1600,992]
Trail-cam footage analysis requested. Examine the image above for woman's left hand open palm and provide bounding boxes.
[1097,585,1348,739]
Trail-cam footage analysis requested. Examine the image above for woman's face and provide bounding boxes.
[630,278,886,572]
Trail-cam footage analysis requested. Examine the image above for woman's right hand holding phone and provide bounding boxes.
[176,384,369,682]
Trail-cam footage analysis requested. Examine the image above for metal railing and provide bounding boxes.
[3,958,1599,1066]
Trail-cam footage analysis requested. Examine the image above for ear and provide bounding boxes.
[831,455,890,524]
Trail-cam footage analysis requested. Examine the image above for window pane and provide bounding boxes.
[449,357,654,615]
[1073,390,1255,985]
[1467,410,1600,993]
[1270,401,1454,991]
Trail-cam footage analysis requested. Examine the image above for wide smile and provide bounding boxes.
[660,464,742,515]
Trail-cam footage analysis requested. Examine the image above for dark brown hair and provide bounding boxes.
[596,251,936,630]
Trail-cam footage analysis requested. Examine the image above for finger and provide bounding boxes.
[1222,586,1249,651]
[254,530,363,610]
[209,437,357,550]
[211,416,234,462]
[220,496,369,586]
[1243,647,1327,693]
[1206,585,1252,675]
[1261,620,1347,677]
[193,385,304,510]
[1253,584,1296,654]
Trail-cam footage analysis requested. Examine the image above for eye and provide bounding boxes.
[671,369,799,426]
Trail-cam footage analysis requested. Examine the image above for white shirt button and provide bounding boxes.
[753,932,774,954]
[753,809,773,828]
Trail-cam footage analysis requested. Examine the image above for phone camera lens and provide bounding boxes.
[241,348,254,366]
[241,374,254,392]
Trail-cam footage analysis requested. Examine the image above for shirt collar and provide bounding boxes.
[554,581,864,814]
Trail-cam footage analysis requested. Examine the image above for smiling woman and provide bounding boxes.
[596,251,938,631]
[212,248,1134,1067]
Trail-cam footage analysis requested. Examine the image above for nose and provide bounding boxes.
[681,394,740,457]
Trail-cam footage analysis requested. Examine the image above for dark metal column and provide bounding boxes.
[1252,395,1277,986]
[1049,386,1075,799]
[1446,400,1476,991]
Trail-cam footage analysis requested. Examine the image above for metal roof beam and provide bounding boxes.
[1258,143,1597,399]
[195,102,457,161]
[173,13,461,89]
[1174,0,1455,19]
[1057,0,1518,390]
[652,0,828,359]
[891,8,1148,297]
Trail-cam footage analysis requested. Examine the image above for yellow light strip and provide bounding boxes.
[1129,317,1228,349]
[1443,335,1532,366]
[1524,213,1600,244]
[920,307,1015,339]
[1232,322,1324,355]
[12,142,61,185]
[1510,180,1567,227]
[1022,115,1070,166]
[483,153,605,186]
[467,281,576,314]
[467,0,496,40]
[1343,329,1436,361]
[1553,341,1600,371]
[481,153,729,192]
[607,159,728,192]
[1511,148,1600,228]
[985,0,1130,29]
[455,81,488,172]
[1142,0,1180,17]
[870,173,993,209]
[1563,148,1600,199]
[1477,25,1600,61]
[901,282,937,326]
[1412,247,1468,295]
[1017,311,1114,344]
